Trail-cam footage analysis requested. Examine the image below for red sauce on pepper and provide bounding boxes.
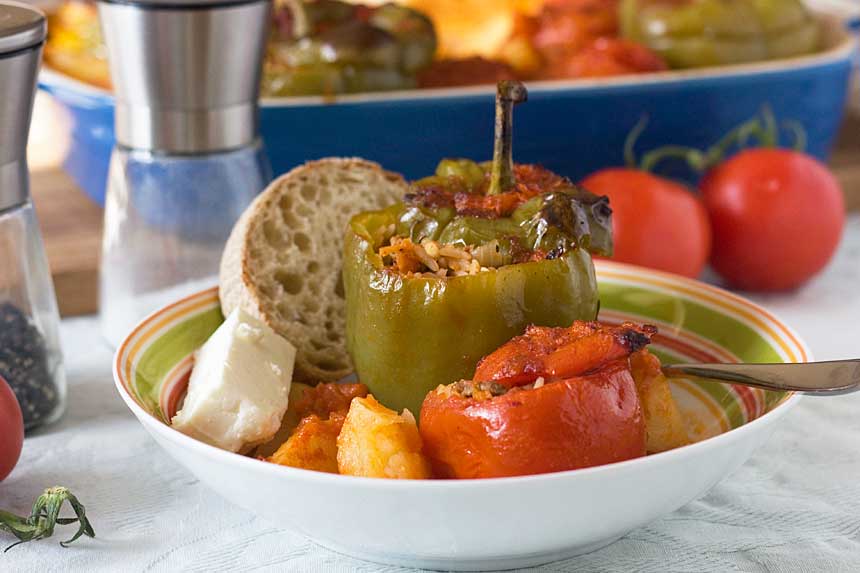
[406,164,570,219]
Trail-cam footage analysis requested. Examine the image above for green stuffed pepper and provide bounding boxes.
[264,0,436,96]
[343,81,613,415]
[620,0,820,69]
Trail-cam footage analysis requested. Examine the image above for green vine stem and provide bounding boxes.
[782,119,808,152]
[623,115,650,169]
[488,80,528,196]
[0,487,95,551]
[625,106,807,175]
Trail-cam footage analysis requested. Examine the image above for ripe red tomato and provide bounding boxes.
[0,374,23,481]
[581,168,711,278]
[701,148,844,291]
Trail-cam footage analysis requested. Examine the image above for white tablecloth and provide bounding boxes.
[4,218,860,573]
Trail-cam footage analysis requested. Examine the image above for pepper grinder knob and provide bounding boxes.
[0,1,46,212]
[97,0,271,153]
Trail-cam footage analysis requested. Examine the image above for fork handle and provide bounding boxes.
[662,360,860,395]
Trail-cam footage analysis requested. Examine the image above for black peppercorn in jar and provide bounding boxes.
[0,3,67,430]
[0,205,67,430]
[0,300,63,429]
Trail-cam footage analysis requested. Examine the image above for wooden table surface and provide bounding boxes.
[30,114,860,318]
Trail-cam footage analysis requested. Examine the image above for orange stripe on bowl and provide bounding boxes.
[603,263,808,362]
[672,378,731,434]
[731,384,762,421]
[652,333,722,364]
[597,263,807,363]
[600,310,737,364]
[601,310,762,422]
[115,287,219,406]
[159,354,194,421]
[124,297,216,397]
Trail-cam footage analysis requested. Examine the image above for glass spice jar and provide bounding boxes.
[0,2,66,430]
[95,0,272,346]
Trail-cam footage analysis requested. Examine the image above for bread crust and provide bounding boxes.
[219,158,407,382]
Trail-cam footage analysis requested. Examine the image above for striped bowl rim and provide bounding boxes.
[113,260,811,475]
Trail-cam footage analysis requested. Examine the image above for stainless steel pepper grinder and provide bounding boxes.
[97,0,273,346]
[0,2,67,429]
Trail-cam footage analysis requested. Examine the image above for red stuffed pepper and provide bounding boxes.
[420,322,657,478]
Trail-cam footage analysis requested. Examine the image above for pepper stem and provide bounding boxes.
[488,80,528,196]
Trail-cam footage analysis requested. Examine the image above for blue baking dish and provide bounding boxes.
[38,14,857,206]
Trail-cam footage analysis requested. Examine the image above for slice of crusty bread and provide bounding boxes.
[219,158,408,383]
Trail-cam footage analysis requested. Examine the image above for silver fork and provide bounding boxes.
[662,360,860,395]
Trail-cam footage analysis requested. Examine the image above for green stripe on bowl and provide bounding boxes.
[134,305,223,419]
[599,281,783,364]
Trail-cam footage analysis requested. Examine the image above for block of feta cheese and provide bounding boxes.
[171,308,296,453]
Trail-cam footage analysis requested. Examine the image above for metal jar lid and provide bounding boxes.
[0,1,45,55]
[0,1,46,212]
[97,0,271,154]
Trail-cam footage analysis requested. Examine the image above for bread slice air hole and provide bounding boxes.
[300,185,316,201]
[274,270,303,295]
[263,220,287,248]
[294,232,311,252]
[278,194,292,212]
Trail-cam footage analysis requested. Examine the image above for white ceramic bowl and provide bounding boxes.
[114,261,810,570]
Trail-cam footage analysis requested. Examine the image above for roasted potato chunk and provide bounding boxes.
[292,382,370,420]
[630,350,689,454]
[268,414,345,473]
[255,382,369,458]
[337,396,432,479]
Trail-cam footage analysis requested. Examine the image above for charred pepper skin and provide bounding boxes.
[620,0,819,69]
[343,209,600,416]
[344,82,608,415]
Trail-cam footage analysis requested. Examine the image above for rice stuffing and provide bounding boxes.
[380,237,496,278]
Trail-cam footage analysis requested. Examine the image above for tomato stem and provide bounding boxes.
[623,115,649,169]
[782,120,807,152]
[760,105,778,147]
[0,487,95,551]
[627,107,808,174]
[640,146,707,173]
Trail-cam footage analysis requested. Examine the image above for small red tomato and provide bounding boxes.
[0,375,24,481]
[701,148,844,291]
[581,168,711,278]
